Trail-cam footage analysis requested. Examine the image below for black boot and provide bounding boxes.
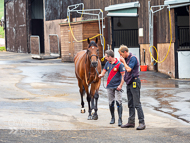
[109,102,115,124]
[117,102,122,126]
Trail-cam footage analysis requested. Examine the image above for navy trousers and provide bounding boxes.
[127,78,145,124]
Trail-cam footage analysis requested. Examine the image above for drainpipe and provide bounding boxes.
[4,1,7,50]
[143,49,146,65]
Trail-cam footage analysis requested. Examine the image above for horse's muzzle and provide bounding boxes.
[91,61,98,67]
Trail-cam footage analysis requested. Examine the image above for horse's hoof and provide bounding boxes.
[92,115,98,120]
[87,116,93,120]
[91,109,95,116]
[81,108,85,113]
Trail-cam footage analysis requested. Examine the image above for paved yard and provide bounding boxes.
[0,52,190,142]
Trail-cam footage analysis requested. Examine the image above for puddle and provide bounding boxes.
[17,66,76,84]
[142,89,190,124]
[0,101,78,115]
[0,61,9,64]
[21,61,31,63]
[15,64,190,124]
[6,98,35,101]
[154,107,190,123]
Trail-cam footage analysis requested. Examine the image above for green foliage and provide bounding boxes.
[0,26,4,38]
[0,46,5,51]
[0,0,4,38]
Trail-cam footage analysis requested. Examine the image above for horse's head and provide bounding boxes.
[87,37,99,68]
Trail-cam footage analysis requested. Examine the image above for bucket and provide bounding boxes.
[140,65,147,71]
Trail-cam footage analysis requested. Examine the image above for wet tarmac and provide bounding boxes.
[140,72,190,123]
[16,63,190,124]
[1,128,190,143]
[0,52,190,142]
[0,52,190,125]
[0,53,190,123]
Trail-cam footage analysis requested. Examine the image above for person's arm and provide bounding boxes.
[98,69,106,78]
[117,72,125,91]
[119,56,132,72]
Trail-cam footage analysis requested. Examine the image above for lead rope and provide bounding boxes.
[85,64,89,86]
[85,52,89,86]
[102,73,107,89]
[100,68,124,92]
[85,55,99,86]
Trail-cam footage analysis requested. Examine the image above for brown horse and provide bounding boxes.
[74,37,101,120]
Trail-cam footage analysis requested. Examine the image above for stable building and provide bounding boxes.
[4,0,82,54]
[4,0,190,78]
[104,0,190,78]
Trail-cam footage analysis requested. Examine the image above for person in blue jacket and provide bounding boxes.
[99,50,125,126]
[119,45,146,130]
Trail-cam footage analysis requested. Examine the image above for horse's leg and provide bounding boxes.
[93,90,99,120]
[82,81,92,120]
[77,76,85,113]
[80,86,85,113]
[90,83,100,120]
[91,92,95,116]
[87,93,92,120]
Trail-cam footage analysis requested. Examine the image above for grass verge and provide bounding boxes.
[0,46,6,51]
[0,0,4,38]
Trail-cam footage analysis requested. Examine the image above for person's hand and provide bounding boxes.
[117,85,122,91]
[98,74,104,78]
[119,56,125,64]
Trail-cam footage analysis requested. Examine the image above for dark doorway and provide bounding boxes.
[111,17,140,63]
[112,17,139,48]
[31,0,44,53]
[175,6,190,78]
[176,6,190,51]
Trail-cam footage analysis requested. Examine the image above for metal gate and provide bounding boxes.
[5,0,27,53]
[113,29,139,48]
[178,26,190,50]
[112,29,140,63]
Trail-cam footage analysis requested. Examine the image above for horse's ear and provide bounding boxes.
[95,37,98,44]
[87,38,90,44]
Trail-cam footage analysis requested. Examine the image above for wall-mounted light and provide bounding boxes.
[117,18,121,27]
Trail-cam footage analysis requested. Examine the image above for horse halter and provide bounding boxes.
[86,48,99,63]
[84,39,100,86]
[89,53,99,61]
[85,50,99,86]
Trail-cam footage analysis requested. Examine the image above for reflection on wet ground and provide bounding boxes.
[17,65,75,84]
[140,71,190,123]
[16,65,78,96]
[16,64,190,124]
[0,101,78,116]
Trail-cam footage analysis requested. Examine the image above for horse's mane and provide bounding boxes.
[88,41,97,48]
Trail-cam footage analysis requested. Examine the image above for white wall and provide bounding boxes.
[178,51,190,78]
[114,47,140,64]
